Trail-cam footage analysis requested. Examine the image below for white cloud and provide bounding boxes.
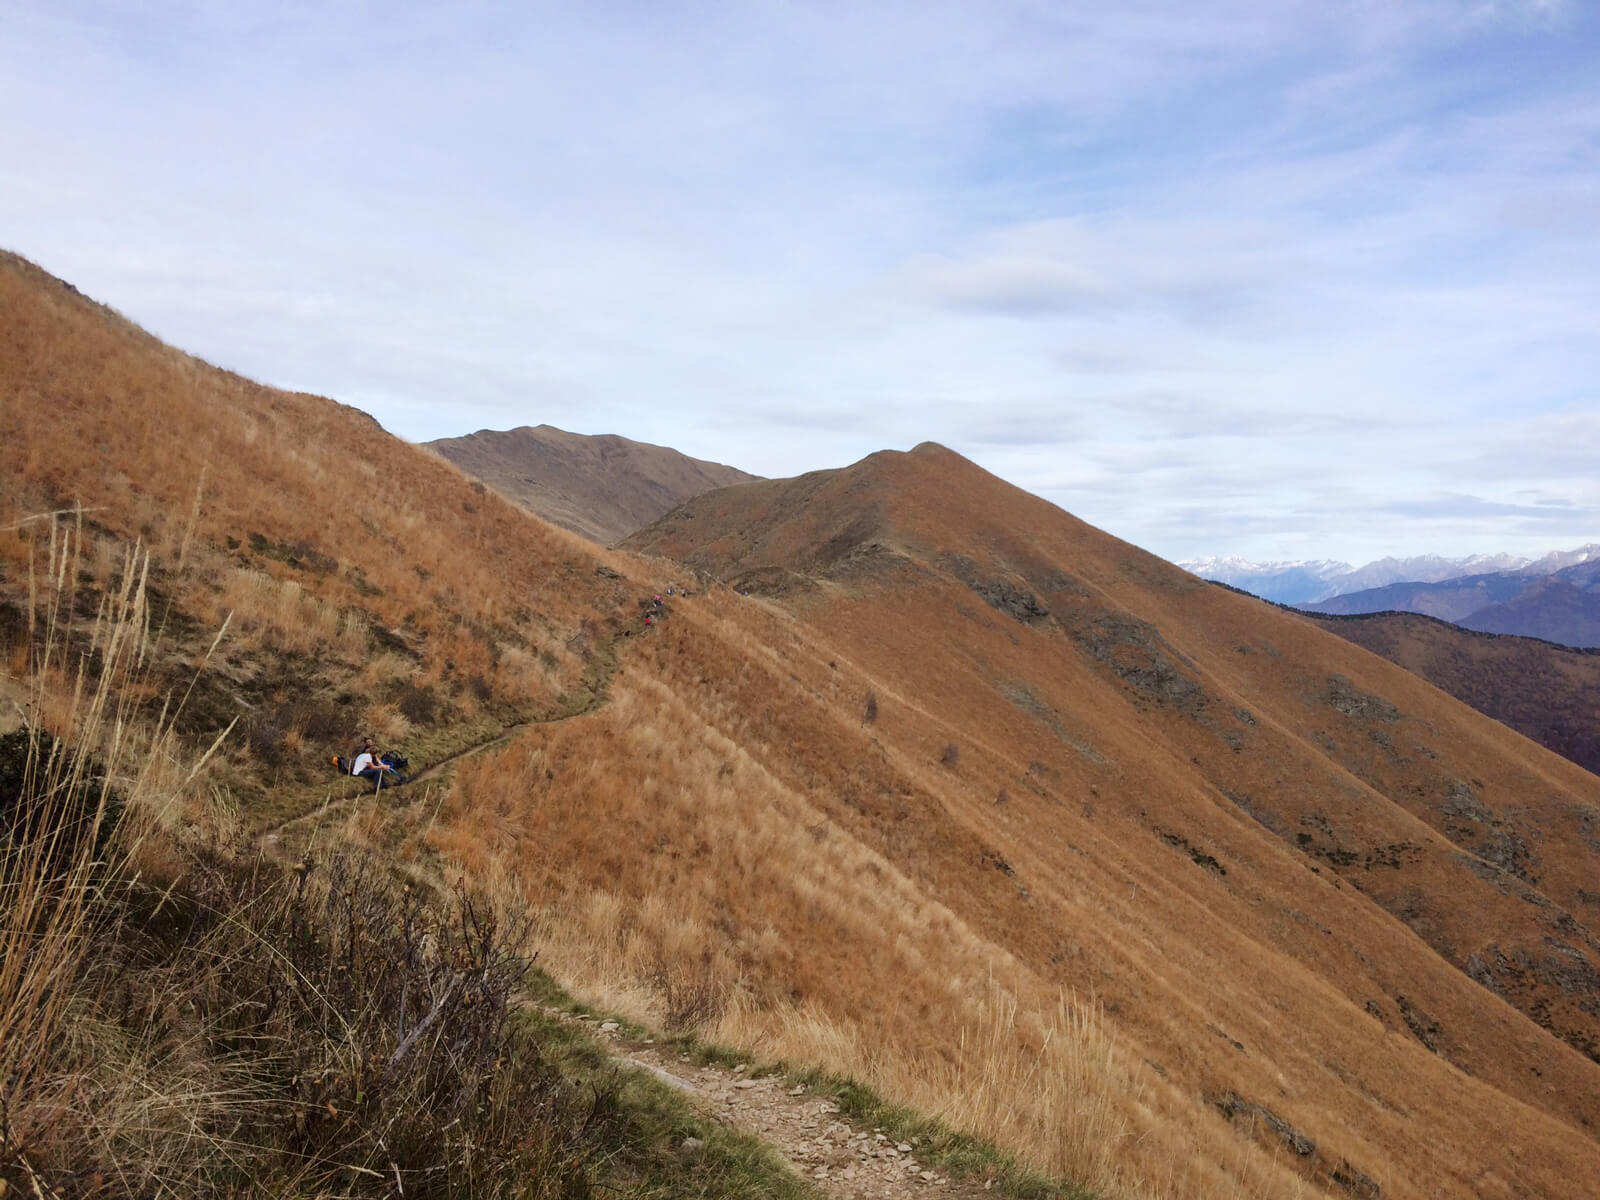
[1,0,1596,564]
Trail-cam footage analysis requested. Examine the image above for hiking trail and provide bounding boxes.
[256,611,999,1199]
[571,1015,997,1200]
[258,626,629,841]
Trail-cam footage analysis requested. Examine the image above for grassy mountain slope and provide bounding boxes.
[591,443,1600,1198]
[8,251,1600,1199]
[1,250,631,809]
[1304,609,1600,778]
[428,424,757,545]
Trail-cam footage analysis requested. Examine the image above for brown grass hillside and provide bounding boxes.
[428,424,758,545]
[8,251,1600,1199]
[1,250,630,808]
[490,440,1600,1199]
[1304,609,1600,778]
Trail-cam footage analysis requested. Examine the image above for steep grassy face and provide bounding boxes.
[1,251,630,810]
[10,252,1600,1199]
[437,443,1600,1199]
[1302,609,1600,778]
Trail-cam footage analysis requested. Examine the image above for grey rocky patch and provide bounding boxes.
[1394,995,1441,1054]
[1212,1092,1315,1156]
[944,553,1050,625]
[1333,1160,1382,1198]
[1538,938,1600,996]
[1070,613,1206,712]
[1325,676,1400,722]
[1478,830,1535,882]
[1464,954,1502,995]
[971,577,1049,624]
[1233,707,1257,726]
[1221,789,1289,836]
[1442,779,1490,823]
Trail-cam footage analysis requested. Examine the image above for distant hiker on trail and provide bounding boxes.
[350,737,406,788]
[643,614,653,628]
[654,593,663,611]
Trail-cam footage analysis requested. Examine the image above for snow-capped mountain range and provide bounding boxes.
[1181,545,1599,606]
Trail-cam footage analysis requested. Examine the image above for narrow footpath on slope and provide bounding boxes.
[573,1015,999,1200]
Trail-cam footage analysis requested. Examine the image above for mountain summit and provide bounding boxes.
[428,423,756,544]
[621,442,1600,1193]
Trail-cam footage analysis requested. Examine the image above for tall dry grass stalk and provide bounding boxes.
[1,514,597,1197]
[717,982,1137,1193]
[0,511,228,1152]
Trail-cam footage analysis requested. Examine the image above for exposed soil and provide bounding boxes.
[580,1018,998,1200]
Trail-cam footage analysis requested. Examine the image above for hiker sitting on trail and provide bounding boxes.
[350,737,406,788]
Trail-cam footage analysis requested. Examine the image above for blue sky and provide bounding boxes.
[3,1,1597,564]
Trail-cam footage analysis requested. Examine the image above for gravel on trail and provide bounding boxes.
[584,1019,1000,1200]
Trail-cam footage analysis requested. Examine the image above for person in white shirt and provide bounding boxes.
[350,737,402,788]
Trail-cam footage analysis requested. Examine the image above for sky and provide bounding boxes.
[2,1,1597,566]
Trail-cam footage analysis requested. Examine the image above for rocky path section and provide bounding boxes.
[582,1018,998,1200]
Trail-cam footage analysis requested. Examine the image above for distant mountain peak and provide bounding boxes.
[1178,547,1600,606]
[428,425,757,545]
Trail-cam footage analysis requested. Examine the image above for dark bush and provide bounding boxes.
[16,848,606,1197]
[0,726,123,862]
[396,681,440,725]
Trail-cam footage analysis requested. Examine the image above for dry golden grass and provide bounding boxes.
[12,251,1600,1200]
[427,597,1329,1200]
[1,250,631,799]
[431,512,1600,1200]
[1,518,602,1198]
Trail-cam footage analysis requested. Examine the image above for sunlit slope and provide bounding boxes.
[13,245,1599,1197]
[498,441,1600,1198]
[1303,608,1600,777]
[0,251,628,795]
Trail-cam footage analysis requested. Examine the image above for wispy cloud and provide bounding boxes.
[1,0,1595,563]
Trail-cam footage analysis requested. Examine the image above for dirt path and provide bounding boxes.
[258,610,1000,1199]
[578,1018,996,1200]
[260,637,624,841]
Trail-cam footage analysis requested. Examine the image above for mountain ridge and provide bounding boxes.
[427,423,758,545]
[8,250,1600,1198]
[1178,547,1599,605]
[1302,557,1600,648]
